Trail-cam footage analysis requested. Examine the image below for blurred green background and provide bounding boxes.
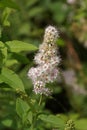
[0,0,87,130]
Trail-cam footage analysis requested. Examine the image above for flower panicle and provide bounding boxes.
[27,25,60,96]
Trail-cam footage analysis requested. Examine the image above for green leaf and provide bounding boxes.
[75,119,87,130]
[0,41,4,48]
[28,111,33,124]
[2,119,12,127]
[11,53,29,64]
[5,40,38,52]
[38,114,65,129]
[0,67,25,92]
[69,113,79,121]
[16,98,30,118]
[0,0,19,10]
[5,59,18,67]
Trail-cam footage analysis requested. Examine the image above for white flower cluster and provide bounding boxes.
[28,26,60,96]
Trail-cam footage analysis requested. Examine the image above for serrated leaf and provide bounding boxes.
[16,98,30,119]
[0,0,19,10]
[38,114,65,129]
[5,40,38,52]
[0,67,25,92]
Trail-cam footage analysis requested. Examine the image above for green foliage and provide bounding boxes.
[0,0,19,10]
[16,98,30,123]
[75,119,87,130]
[0,67,25,92]
[1,119,12,127]
[5,40,38,52]
[38,114,65,130]
[0,0,87,130]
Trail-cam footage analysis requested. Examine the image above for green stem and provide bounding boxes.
[39,95,43,106]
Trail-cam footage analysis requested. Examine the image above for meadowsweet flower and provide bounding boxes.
[28,25,60,96]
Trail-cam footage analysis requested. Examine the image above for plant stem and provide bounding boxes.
[39,95,42,106]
